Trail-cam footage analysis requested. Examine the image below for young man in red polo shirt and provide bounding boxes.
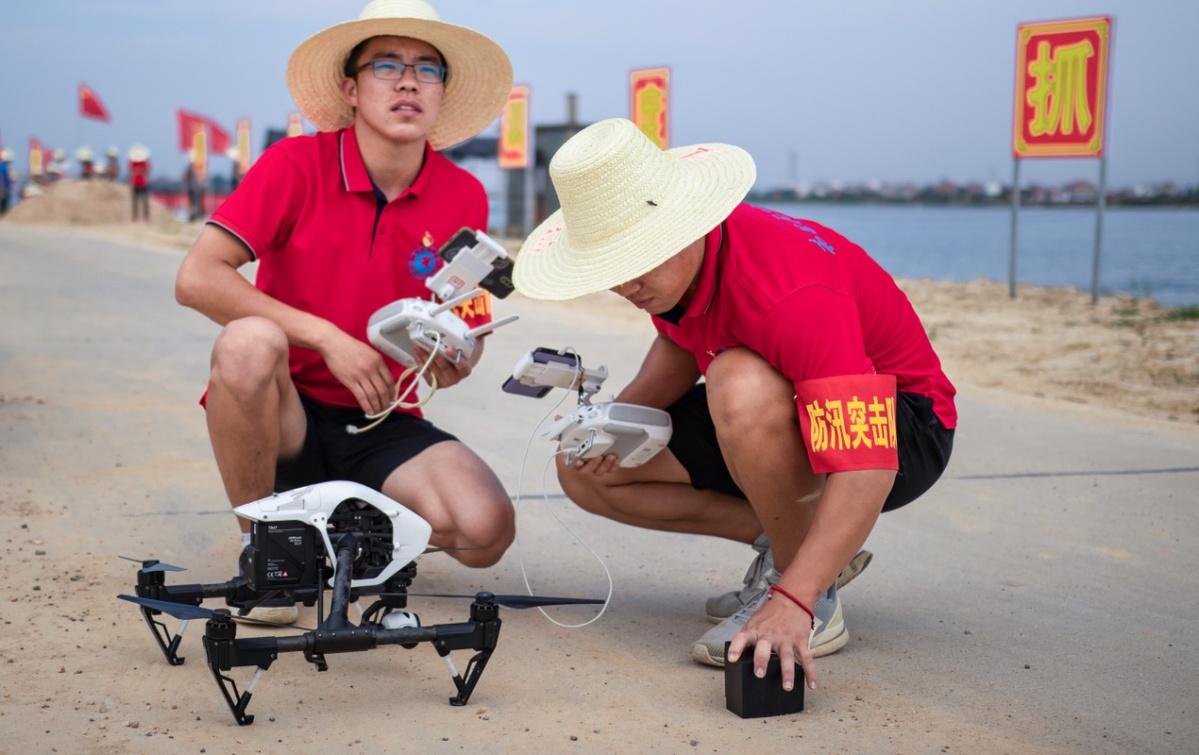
[175,0,515,622]
[513,118,956,691]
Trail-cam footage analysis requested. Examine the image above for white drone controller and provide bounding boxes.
[504,347,672,467]
[367,229,519,368]
[542,401,672,467]
[234,481,431,589]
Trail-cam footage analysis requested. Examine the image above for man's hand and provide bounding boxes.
[412,344,471,389]
[320,330,395,415]
[567,453,620,474]
[726,592,817,692]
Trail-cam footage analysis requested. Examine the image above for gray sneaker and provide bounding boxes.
[705,544,873,623]
[690,583,849,668]
[704,534,774,622]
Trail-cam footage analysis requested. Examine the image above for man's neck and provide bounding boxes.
[353,121,427,202]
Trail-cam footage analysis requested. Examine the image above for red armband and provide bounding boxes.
[795,373,899,474]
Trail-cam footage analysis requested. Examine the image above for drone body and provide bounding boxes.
[119,481,602,725]
[234,481,431,589]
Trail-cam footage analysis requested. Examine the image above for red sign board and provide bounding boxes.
[498,85,530,169]
[1013,16,1111,158]
[630,67,670,150]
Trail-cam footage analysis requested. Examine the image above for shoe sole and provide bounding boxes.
[703,550,874,624]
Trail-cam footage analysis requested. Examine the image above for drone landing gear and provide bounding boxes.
[199,537,502,726]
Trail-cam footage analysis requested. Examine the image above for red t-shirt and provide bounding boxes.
[206,128,492,415]
[653,204,956,473]
[128,160,149,188]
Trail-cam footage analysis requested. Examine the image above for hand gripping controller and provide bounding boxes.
[504,347,673,468]
[366,288,517,368]
[366,228,519,368]
[542,401,673,467]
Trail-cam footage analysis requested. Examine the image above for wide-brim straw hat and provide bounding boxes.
[128,144,150,161]
[286,0,512,150]
[75,146,94,161]
[514,118,756,301]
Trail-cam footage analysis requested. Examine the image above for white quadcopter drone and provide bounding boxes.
[118,481,602,725]
[504,347,673,468]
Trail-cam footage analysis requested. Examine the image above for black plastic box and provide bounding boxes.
[724,642,805,718]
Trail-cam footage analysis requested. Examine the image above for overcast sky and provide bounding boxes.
[3,0,1196,188]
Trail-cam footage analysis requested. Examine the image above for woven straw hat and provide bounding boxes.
[128,144,150,161]
[75,146,94,161]
[286,0,511,150]
[513,118,756,301]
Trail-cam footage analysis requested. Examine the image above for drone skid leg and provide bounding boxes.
[201,601,503,725]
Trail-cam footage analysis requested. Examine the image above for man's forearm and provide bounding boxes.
[614,335,700,409]
[777,468,895,607]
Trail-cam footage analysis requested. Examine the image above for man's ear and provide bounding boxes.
[340,76,359,110]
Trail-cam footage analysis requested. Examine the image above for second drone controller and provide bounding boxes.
[543,401,672,468]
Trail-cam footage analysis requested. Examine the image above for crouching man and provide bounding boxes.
[511,118,956,690]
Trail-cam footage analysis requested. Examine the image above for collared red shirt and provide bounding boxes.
[653,204,957,473]
[206,127,492,414]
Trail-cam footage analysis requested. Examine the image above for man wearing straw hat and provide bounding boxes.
[513,118,956,691]
[127,144,151,222]
[175,0,515,622]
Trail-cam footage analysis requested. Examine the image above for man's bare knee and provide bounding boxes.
[210,317,289,398]
[706,348,795,436]
[557,464,621,515]
[449,497,514,567]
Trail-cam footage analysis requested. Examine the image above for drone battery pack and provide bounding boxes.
[724,642,805,718]
[245,520,317,591]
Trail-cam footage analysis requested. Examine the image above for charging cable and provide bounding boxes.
[346,331,443,435]
[511,349,614,628]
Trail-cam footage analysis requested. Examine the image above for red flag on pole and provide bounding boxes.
[80,84,111,122]
[177,109,231,154]
[206,120,231,155]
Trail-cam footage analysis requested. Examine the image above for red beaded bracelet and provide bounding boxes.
[768,585,815,628]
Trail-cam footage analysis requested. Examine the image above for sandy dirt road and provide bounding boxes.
[1,224,1197,753]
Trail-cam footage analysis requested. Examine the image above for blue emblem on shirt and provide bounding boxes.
[409,248,439,278]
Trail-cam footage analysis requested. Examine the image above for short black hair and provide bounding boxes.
[342,36,448,80]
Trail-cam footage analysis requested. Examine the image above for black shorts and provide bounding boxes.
[665,384,954,512]
[274,393,458,493]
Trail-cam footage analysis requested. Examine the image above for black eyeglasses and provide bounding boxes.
[356,59,446,84]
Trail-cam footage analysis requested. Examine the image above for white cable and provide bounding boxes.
[510,349,614,629]
[347,331,443,435]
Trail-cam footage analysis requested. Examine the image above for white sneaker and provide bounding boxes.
[690,583,848,668]
[705,547,873,623]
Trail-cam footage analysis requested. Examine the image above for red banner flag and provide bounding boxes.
[177,109,231,154]
[79,83,111,122]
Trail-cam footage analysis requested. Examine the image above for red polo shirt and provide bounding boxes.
[206,127,492,415]
[653,204,956,474]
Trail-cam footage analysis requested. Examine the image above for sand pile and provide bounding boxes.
[903,279,1199,423]
[4,179,177,227]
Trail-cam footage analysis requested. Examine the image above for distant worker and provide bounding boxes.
[128,144,151,222]
[184,162,206,222]
[104,146,120,181]
[0,148,13,215]
[76,146,96,180]
[226,147,243,192]
[48,148,68,182]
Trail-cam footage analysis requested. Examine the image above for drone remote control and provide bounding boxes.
[366,228,519,368]
[543,401,672,467]
[504,347,673,467]
[367,288,517,368]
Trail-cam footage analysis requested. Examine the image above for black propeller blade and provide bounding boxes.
[119,556,187,573]
[400,592,605,610]
[117,595,313,631]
